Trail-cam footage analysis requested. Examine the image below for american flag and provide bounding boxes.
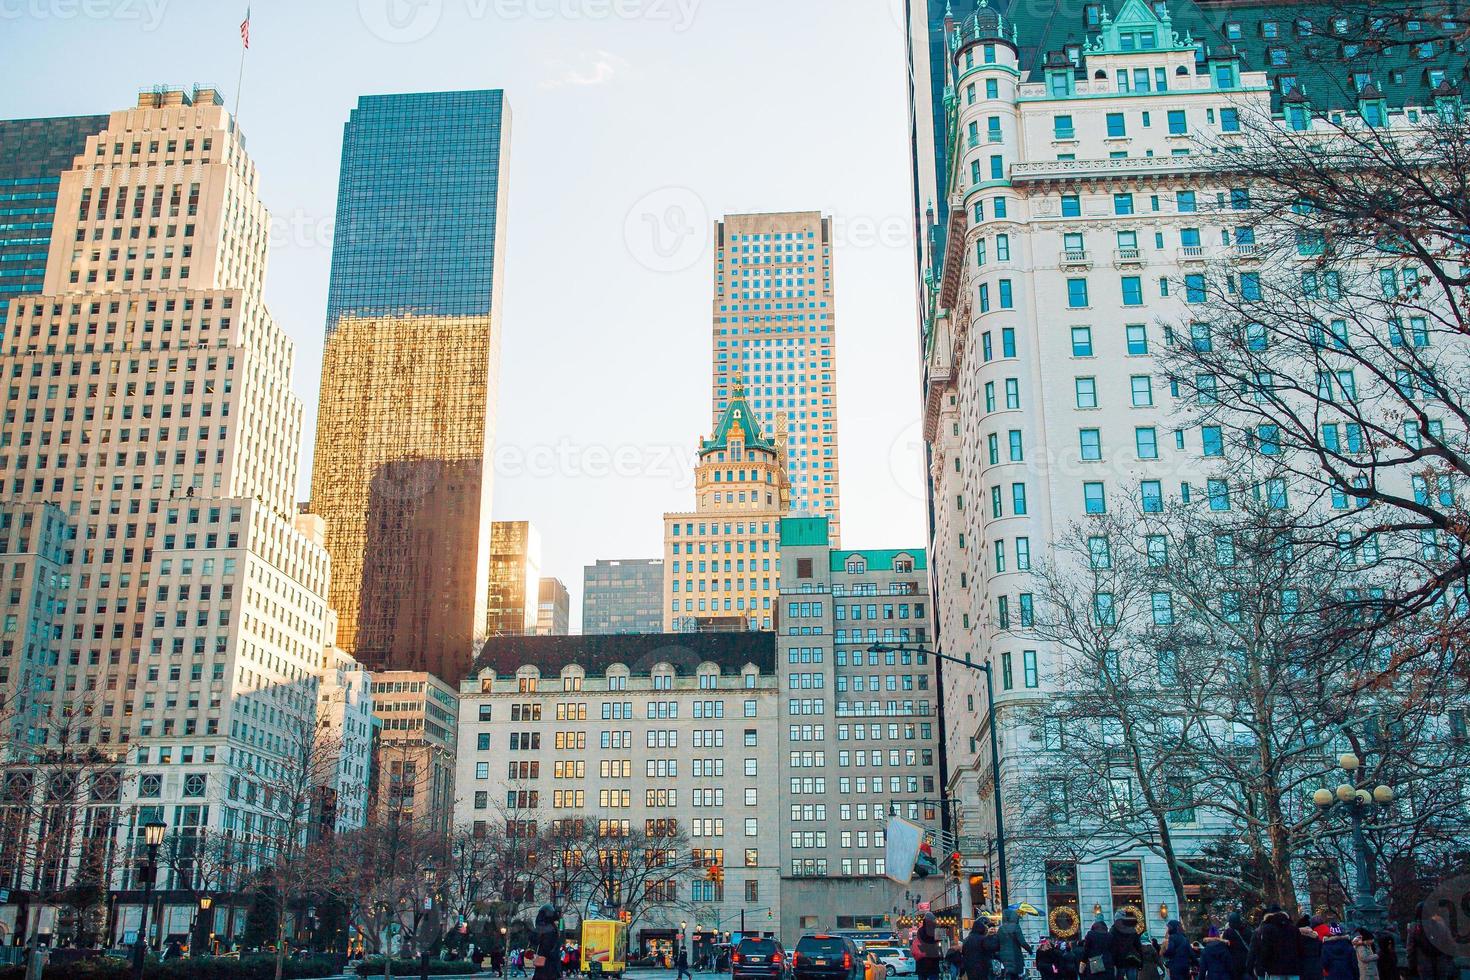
[240,8,250,49]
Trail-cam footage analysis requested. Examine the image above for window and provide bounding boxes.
[1121,276,1143,306]
[1136,427,1159,459]
[1176,191,1196,213]
[1070,327,1093,357]
[1167,110,1187,135]
[1061,194,1081,217]
[1208,479,1231,511]
[1079,429,1102,461]
[1054,115,1075,139]
[1075,377,1098,408]
[1202,426,1223,457]
[1125,325,1147,355]
[1140,480,1163,513]
[1106,113,1126,137]
[1185,274,1206,303]
[1130,376,1152,406]
[1114,193,1134,215]
[1083,482,1106,514]
[1067,279,1089,307]
[1220,108,1240,132]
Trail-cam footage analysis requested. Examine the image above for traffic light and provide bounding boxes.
[712,865,724,886]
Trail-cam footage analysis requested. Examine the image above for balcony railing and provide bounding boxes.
[1113,247,1143,266]
[1059,248,1091,267]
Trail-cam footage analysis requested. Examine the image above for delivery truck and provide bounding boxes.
[581,918,629,976]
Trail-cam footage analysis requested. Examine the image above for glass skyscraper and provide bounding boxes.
[0,114,109,315]
[312,90,510,685]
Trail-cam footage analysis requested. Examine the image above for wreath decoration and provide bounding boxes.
[1048,905,1080,938]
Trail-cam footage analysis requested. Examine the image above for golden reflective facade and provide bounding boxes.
[311,313,500,684]
[486,520,540,637]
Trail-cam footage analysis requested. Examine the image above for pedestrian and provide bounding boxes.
[1200,929,1232,980]
[1139,938,1162,980]
[997,908,1034,980]
[492,945,506,977]
[677,943,692,980]
[1222,916,1251,980]
[1110,911,1145,980]
[1082,918,1112,979]
[1163,922,1195,980]
[1353,929,1380,980]
[1321,925,1357,980]
[1298,916,1323,980]
[962,919,993,980]
[1248,906,1300,980]
[532,906,562,980]
[948,940,966,980]
[1406,904,1454,980]
[1057,940,1080,980]
[1373,931,1399,980]
[914,912,945,980]
[1037,938,1062,980]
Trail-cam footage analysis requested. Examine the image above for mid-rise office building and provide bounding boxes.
[487,520,541,637]
[664,386,789,632]
[775,517,938,936]
[0,87,332,943]
[311,89,511,685]
[907,0,1466,936]
[314,610,374,837]
[370,670,458,832]
[535,577,570,636]
[454,633,782,955]
[582,559,664,635]
[0,114,109,313]
[711,212,841,541]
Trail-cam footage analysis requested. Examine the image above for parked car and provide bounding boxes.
[734,937,790,980]
[864,947,917,976]
[793,935,862,980]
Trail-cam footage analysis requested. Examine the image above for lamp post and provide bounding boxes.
[132,820,167,980]
[199,896,214,956]
[1311,753,1393,933]
[871,643,1009,908]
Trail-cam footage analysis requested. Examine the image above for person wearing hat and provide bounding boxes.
[1223,914,1251,980]
[1321,925,1357,980]
[1082,918,1112,979]
[1109,911,1145,980]
[1352,929,1380,980]
[1297,916,1323,980]
[1248,906,1301,980]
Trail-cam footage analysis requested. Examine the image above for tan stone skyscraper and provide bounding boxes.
[0,88,331,908]
[712,211,841,542]
[311,91,510,685]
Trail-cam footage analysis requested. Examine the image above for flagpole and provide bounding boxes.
[233,8,248,128]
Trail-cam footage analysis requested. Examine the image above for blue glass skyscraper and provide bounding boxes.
[312,90,511,684]
[0,114,108,316]
[325,89,508,331]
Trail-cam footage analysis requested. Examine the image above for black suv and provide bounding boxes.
[793,935,862,980]
[734,937,789,980]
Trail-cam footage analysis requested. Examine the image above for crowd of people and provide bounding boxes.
[904,903,1460,980]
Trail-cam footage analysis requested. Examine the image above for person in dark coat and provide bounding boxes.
[1373,931,1399,980]
[1139,939,1162,980]
[1321,926,1357,980]
[962,921,994,980]
[1110,912,1145,980]
[997,908,1034,980]
[1248,908,1301,980]
[1163,922,1196,980]
[676,945,691,980]
[1200,929,1233,980]
[531,905,562,980]
[1222,915,1251,980]
[916,912,945,980]
[1037,938,1063,980]
[1083,920,1113,978]
[1297,916,1323,980]
[1057,941,1080,980]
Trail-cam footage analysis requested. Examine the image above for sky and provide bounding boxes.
[0,0,929,630]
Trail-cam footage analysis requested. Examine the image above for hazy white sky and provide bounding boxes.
[1,0,929,629]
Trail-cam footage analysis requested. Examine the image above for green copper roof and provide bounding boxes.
[831,549,928,572]
[700,383,776,455]
[779,517,831,548]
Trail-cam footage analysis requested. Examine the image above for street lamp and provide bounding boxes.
[132,820,167,980]
[1312,753,1393,933]
[871,642,1009,908]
